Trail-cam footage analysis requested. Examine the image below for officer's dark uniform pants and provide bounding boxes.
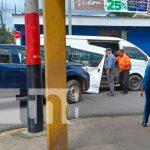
[119,70,129,93]
[143,87,150,123]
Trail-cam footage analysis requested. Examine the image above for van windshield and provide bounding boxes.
[67,47,103,67]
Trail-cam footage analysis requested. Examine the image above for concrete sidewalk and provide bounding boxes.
[0,115,150,150]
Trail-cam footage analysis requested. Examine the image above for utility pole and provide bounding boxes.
[14,4,16,14]
[43,0,68,149]
[1,0,4,23]
[0,11,3,26]
[0,8,5,44]
[0,11,3,43]
[68,0,72,35]
[1,0,3,15]
[0,0,4,26]
[24,0,43,133]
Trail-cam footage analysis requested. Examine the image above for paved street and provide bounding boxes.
[68,91,144,119]
[0,91,144,132]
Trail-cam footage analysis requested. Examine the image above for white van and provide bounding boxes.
[66,35,149,93]
[66,42,106,93]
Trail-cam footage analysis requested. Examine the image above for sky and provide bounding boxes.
[1,0,42,29]
[1,0,105,30]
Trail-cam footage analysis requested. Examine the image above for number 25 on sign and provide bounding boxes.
[106,0,127,11]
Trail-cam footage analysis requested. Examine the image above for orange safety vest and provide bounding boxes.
[116,54,131,71]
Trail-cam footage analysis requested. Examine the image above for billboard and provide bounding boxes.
[75,0,104,10]
[74,0,150,13]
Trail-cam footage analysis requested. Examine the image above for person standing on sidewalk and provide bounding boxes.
[141,60,150,127]
[116,49,131,95]
[104,48,116,96]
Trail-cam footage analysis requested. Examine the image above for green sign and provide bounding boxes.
[105,0,148,13]
[106,0,127,11]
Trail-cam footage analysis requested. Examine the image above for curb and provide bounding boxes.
[0,127,46,139]
[0,114,143,140]
[0,128,26,137]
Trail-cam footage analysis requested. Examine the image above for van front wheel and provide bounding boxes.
[128,75,142,91]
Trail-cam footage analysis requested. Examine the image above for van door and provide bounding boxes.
[67,43,105,93]
[85,55,105,93]
[123,46,148,90]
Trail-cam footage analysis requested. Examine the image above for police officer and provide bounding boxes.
[141,60,150,127]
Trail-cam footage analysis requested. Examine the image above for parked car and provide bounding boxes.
[66,35,149,91]
[66,62,90,103]
[0,44,90,103]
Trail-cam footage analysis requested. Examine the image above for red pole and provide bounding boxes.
[24,0,43,133]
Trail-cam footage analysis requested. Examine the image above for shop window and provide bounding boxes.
[100,31,122,38]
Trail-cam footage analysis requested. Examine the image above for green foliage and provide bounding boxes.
[0,26,14,44]
[107,12,135,17]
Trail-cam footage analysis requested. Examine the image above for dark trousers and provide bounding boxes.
[107,69,115,94]
[119,70,129,93]
[143,87,150,123]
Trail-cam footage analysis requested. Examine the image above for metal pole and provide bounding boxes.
[43,0,68,149]
[24,0,43,133]
[1,0,3,18]
[68,0,72,35]
[0,11,3,26]
[14,4,16,14]
[0,10,5,44]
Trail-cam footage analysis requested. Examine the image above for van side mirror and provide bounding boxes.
[144,56,148,61]
[22,58,26,64]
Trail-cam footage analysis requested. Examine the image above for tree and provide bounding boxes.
[0,9,14,44]
[107,12,135,17]
[0,26,14,44]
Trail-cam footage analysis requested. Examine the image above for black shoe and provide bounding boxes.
[142,122,147,127]
[107,92,115,97]
[121,91,128,95]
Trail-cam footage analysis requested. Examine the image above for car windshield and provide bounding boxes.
[41,49,44,58]
[18,48,45,64]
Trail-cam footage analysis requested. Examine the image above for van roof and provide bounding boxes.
[66,35,123,41]
[66,41,106,55]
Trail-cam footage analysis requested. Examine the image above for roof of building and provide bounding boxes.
[12,12,150,18]
[12,13,150,27]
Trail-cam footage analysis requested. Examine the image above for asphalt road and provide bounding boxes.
[0,91,144,132]
[68,91,144,119]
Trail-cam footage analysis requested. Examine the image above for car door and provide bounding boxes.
[0,46,18,89]
[14,47,27,95]
[0,45,27,97]
[66,42,105,93]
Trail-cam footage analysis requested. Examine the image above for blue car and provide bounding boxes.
[0,44,90,103]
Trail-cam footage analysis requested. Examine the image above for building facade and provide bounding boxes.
[13,14,150,55]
